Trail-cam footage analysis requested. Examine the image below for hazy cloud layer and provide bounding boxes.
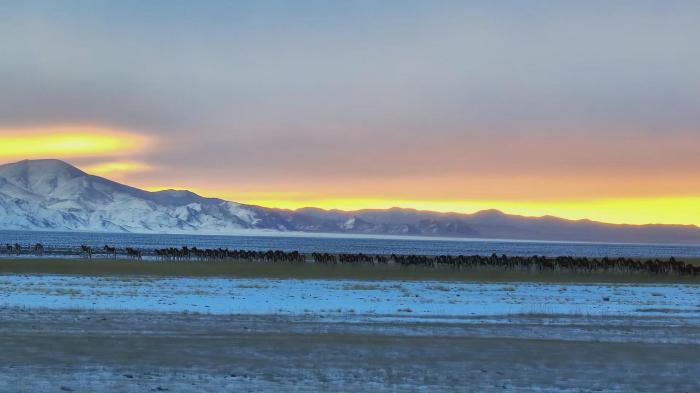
[1,1,699,203]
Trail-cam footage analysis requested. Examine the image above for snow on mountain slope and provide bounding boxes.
[1,159,699,243]
[0,159,262,233]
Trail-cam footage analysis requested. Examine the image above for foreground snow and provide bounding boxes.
[2,277,699,392]
[1,275,699,318]
[1,307,699,392]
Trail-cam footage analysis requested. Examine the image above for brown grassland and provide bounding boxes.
[1,258,699,283]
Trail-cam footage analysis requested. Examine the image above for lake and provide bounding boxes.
[1,230,699,258]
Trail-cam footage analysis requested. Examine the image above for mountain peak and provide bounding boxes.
[149,188,222,205]
[3,158,76,167]
[0,159,88,193]
[471,209,506,217]
[0,158,86,178]
[153,189,200,198]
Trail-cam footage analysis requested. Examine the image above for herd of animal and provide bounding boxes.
[4,243,44,256]
[154,247,305,263]
[311,252,700,275]
[1,243,698,276]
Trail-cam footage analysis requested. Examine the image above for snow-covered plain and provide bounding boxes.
[2,275,699,318]
[2,275,700,392]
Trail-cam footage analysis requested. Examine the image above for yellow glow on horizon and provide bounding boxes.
[80,161,154,177]
[240,197,700,226]
[0,127,152,159]
[139,185,700,227]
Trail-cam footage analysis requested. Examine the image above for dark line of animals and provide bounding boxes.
[1,243,699,276]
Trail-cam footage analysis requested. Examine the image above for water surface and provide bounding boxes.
[1,230,699,258]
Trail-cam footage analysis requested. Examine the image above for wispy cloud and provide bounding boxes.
[79,160,155,179]
[0,126,155,161]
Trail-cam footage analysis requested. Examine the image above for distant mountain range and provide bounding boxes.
[1,159,699,244]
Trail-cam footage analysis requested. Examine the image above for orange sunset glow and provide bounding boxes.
[139,185,700,227]
[80,161,155,178]
[1,124,697,227]
[0,127,153,160]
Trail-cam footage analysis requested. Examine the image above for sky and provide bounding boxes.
[1,1,699,226]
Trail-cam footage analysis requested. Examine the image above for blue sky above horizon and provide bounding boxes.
[1,1,699,224]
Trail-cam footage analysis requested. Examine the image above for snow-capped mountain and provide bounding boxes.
[1,159,700,244]
[0,159,269,233]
